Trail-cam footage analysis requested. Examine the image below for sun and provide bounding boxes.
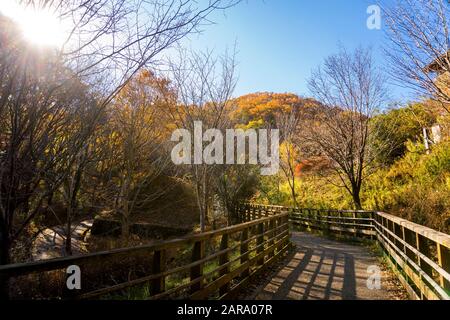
[20,9,66,47]
[0,1,66,47]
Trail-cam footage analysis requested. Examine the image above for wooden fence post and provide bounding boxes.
[151,250,166,295]
[401,226,407,254]
[370,212,375,240]
[325,210,330,235]
[276,215,284,250]
[383,217,389,239]
[268,219,275,259]
[437,244,450,292]
[338,211,343,237]
[282,214,290,248]
[404,228,416,261]
[190,240,205,294]
[393,222,402,249]
[416,234,433,275]
[316,210,321,230]
[240,228,249,278]
[219,234,230,296]
[415,233,433,299]
[257,222,265,266]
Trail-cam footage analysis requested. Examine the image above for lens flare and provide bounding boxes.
[0,0,66,47]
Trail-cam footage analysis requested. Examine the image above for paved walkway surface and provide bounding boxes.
[249,232,396,300]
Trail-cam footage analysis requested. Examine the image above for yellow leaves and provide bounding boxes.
[280,141,300,167]
[236,119,265,130]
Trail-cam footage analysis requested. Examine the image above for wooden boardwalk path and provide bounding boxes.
[247,232,396,300]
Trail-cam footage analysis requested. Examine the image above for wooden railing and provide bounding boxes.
[374,212,450,300]
[2,203,449,300]
[243,203,450,300]
[0,210,290,300]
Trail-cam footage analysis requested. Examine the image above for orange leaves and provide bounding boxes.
[230,92,317,127]
[112,69,177,141]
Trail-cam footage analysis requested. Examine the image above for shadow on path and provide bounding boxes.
[251,232,390,300]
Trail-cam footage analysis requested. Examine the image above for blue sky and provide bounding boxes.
[185,0,411,102]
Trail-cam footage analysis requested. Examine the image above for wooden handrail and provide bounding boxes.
[376,212,450,248]
[0,209,290,300]
[2,202,449,300]
[0,213,286,277]
[374,211,450,300]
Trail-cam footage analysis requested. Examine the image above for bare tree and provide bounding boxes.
[169,49,237,232]
[215,164,259,226]
[383,0,450,113]
[56,92,100,256]
[0,35,95,268]
[20,0,240,101]
[307,47,388,209]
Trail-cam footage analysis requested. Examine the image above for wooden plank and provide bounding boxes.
[0,212,288,278]
[373,220,450,285]
[268,219,275,259]
[0,208,291,300]
[256,222,265,266]
[151,250,166,295]
[437,243,450,292]
[219,234,230,296]
[290,220,375,237]
[220,239,291,300]
[191,231,290,300]
[416,233,434,286]
[190,240,205,294]
[404,228,416,261]
[376,212,450,249]
[375,226,447,300]
[240,228,249,278]
[383,250,420,300]
[338,211,343,237]
[376,232,441,300]
[289,214,373,227]
[155,237,285,301]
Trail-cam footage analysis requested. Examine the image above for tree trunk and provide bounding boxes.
[120,172,131,241]
[195,170,208,233]
[352,190,363,210]
[65,164,83,256]
[195,182,205,232]
[122,199,130,241]
[290,177,298,208]
[65,209,73,256]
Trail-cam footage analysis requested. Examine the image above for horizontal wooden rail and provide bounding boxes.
[241,204,375,238]
[374,212,450,300]
[243,203,450,300]
[0,210,290,300]
[2,202,448,300]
